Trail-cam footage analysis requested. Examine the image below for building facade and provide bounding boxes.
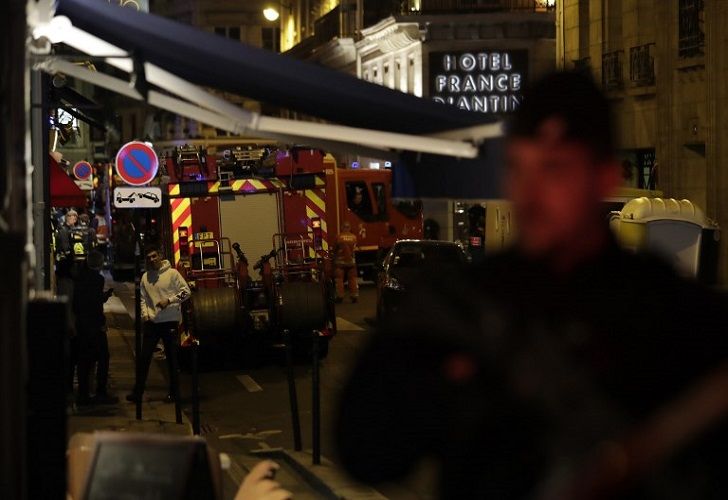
[557,0,728,281]
[284,0,555,253]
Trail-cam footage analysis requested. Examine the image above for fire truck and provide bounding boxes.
[162,145,422,281]
[158,144,422,362]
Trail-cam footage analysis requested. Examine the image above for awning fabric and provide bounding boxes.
[393,140,506,199]
[50,155,87,207]
[56,0,495,135]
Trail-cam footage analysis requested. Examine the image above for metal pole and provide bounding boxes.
[284,329,302,451]
[191,340,201,435]
[133,209,143,420]
[311,329,321,465]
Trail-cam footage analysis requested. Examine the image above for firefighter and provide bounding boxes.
[376,224,397,266]
[334,221,358,303]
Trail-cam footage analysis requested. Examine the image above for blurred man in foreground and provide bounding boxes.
[336,72,728,499]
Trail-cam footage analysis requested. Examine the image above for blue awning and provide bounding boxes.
[56,0,495,136]
[393,140,505,199]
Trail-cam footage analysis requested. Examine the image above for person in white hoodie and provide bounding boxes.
[127,245,190,403]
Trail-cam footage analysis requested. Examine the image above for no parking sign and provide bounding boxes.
[72,161,93,181]
[115,141,159,186]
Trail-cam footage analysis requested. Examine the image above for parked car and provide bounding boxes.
[375,239,469,322]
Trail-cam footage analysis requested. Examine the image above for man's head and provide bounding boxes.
[145,245,164,270]
[65,209,78,227]
[352,190,363,206]
[505,71,622,258]
[342,221,351,233]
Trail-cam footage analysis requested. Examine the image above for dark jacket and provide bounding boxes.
[336,239,728,499]
[72,265,107,331]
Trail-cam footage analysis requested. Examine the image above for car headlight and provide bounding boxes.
[384,276,405,291]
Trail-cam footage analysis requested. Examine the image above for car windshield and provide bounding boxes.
[392,243,463,267]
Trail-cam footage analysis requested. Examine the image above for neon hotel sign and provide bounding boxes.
[432,51,525,113]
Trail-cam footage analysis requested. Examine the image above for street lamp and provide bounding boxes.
[263,7,280,22]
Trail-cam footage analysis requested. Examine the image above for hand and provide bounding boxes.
[234,461,291,500]
[156,298,170,309]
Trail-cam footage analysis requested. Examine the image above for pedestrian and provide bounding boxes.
[127,244,191,403]
[334,221,358,303]
[336,71,728,499]
[376,224,397,266]
[73,250,116,405]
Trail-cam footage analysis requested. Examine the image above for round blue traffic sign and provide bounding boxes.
[115,141,159,186]
[73,161,93,181]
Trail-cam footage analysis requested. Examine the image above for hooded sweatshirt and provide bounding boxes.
[141,260,190,323]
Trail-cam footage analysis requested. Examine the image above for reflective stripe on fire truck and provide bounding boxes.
[167,179,286,197]
[304,188,328,256]
[171,197,192,264]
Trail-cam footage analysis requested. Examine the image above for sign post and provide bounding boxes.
[114,141,159,421]
[133,218,143,421]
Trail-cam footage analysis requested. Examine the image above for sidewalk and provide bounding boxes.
[67,294,192,438]
[67,283,389,499]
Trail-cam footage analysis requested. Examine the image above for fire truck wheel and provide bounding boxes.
[277,282,327,331]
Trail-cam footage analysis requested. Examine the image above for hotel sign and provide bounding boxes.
[429,50,528,114]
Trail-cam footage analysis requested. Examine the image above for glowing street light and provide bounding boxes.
[263,7,280,22]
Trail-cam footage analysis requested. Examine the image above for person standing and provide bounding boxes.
[73,251,116,405]
[336,71,728,499]
[127,245,190,403]
[334,221,358,303]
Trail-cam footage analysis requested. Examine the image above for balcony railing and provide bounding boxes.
[678,0,704,58]
[602,51,623,90]
[630,43,655,86]
[419,0,550,14]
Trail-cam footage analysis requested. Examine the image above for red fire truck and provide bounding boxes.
[163,146,422,281]
[159,145,422,362]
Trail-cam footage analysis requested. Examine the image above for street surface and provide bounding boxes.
[113,281,437,499]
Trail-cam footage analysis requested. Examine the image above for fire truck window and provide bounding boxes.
[373,183,387,220]
[394,199,423,220]
[345,182,374,221]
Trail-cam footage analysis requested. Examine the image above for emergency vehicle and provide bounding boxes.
[161,145,422,282]
[156,144,423,362]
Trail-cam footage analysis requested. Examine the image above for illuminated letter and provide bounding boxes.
[478,74,494,92]
[495,74,509,92]
[489,95,500,113]
[490,53,501,71]
[448,75,461,92]
[443,54,456,71]
[456,96,471,111]
[433,96,446,104]
[462,74,477,92]
[510,73,522,91]
[459,53,477,72]
[472,95,487,112]
[435,75,448,92]
[502,52,512,70]
[478,53,489,70]
[509,94,522,110]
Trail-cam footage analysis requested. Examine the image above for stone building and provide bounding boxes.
[557,0,728,281]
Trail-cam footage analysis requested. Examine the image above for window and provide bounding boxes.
[636,149,657,190]
[678,0,704,58]
[214,26,241,41]
[630,43,655,86]
[345,181,374,221]
[262,27,280,52]
[602,51,623,90]
[373,183,387,219]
